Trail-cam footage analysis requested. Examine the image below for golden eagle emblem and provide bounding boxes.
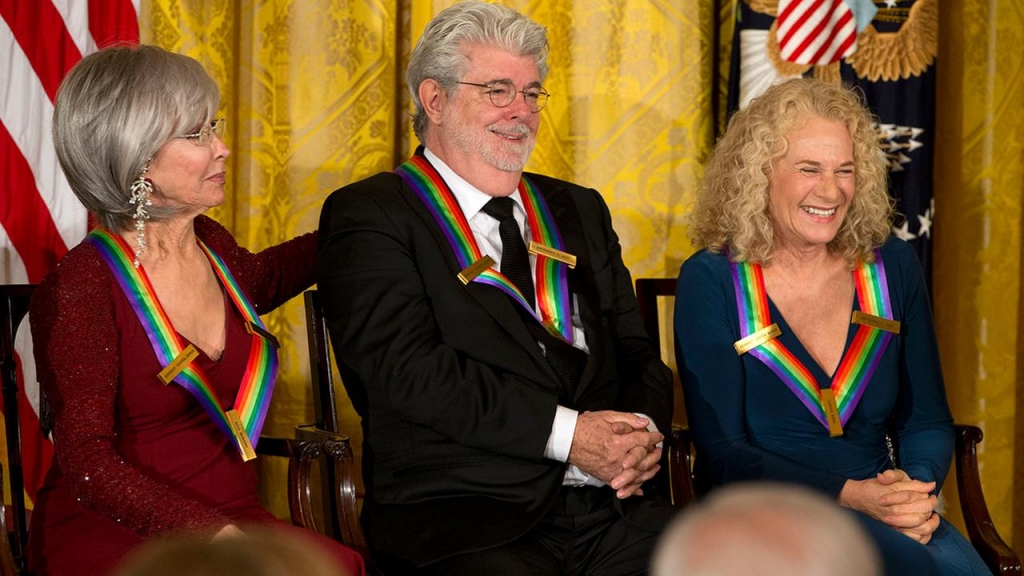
[744,0,936,83]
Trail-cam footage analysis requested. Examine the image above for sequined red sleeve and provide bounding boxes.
[30,244,233,535]
[194,216,317,314]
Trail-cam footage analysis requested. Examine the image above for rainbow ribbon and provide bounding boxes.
[731,251,894,433]
[197,241,279,443]
[87,228,278,460]
[396,155,574,342]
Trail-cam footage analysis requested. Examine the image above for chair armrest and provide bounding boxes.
[668,425,696,508]
[954,424,1021,575]
[295,425,368,553]
[256,433,323,531]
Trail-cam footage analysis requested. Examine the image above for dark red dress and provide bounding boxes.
[28,216,365,576]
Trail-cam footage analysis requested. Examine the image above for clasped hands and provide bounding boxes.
[567,411,663,499]
[839,469,941,544]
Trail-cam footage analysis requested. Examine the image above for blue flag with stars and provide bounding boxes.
[728,0,936,283]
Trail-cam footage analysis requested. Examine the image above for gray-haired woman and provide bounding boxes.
[29,45,364,576]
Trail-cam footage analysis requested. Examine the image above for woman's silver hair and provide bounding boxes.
[53,45,219,231]
[406,1,549,141]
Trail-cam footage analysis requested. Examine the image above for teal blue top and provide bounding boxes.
[674,237,953,491]
[674,237,991,575]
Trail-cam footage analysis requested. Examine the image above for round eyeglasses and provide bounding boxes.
[178,118,226,145]
[456,81,550,112]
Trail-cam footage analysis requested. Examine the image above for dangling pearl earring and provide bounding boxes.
[128,158,153,268]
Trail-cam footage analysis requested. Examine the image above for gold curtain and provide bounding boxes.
[933,0,1024,550]
[142,0,1024,546]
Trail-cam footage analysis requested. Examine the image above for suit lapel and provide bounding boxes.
[539,182,604,401]
[396,161,556,382]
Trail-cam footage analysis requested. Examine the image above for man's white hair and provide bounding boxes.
[652,483,881,576]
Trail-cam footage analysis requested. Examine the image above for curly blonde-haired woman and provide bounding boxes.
[674,78,990,575]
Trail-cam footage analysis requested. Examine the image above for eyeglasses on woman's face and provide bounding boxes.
[178,118,226,145]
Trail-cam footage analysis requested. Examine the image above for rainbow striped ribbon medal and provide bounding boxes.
[87,228,279,461]
[396,155,575,342]
[730,251,900,437]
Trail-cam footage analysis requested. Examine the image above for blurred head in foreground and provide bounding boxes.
[112,526,350,576]
[652,483,881,576]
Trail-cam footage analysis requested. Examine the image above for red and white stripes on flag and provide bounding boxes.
[777,0,858,65]
[1,0,139,506]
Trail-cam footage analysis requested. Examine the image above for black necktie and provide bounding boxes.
[481,196,585,396]
[481,197,535,308]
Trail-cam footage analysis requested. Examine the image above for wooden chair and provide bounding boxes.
[302,290,368,556]
[955,425,1022,574]
[0,285,32,576]
[635,277,1022,576]
[0,284,334,576]
[634,279,697,508]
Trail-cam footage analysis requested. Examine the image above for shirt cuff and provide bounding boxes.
[564,464,605,487]
[544,406,578,462]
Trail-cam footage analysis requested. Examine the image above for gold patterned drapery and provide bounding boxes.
[143,0,1024,548]
[932,0,1024,552]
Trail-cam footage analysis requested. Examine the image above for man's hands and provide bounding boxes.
[839,469,940,544]
[567,411,663,499]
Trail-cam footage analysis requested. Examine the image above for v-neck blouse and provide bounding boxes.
[674,237,954,496]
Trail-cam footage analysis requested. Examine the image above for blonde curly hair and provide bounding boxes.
[689,78,893,266]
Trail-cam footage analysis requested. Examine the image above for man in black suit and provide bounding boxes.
[317,2,674,574]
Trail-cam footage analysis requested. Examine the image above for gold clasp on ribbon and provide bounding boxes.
[245,321,281,349]
[226,409,257,461]
[733,324,782,355]
[157,344,200,385]
[851,311,901,334]
[528,241,576,268]
[820,388,844,437]
[458,255,497,284]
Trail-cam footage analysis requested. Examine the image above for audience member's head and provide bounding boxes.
[652,483,881,576]
[111,526,349,576]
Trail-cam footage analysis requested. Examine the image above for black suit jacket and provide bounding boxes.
[316,161,673,566]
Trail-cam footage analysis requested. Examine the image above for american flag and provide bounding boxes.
[1,0,139,507]
[777,0,861,65]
